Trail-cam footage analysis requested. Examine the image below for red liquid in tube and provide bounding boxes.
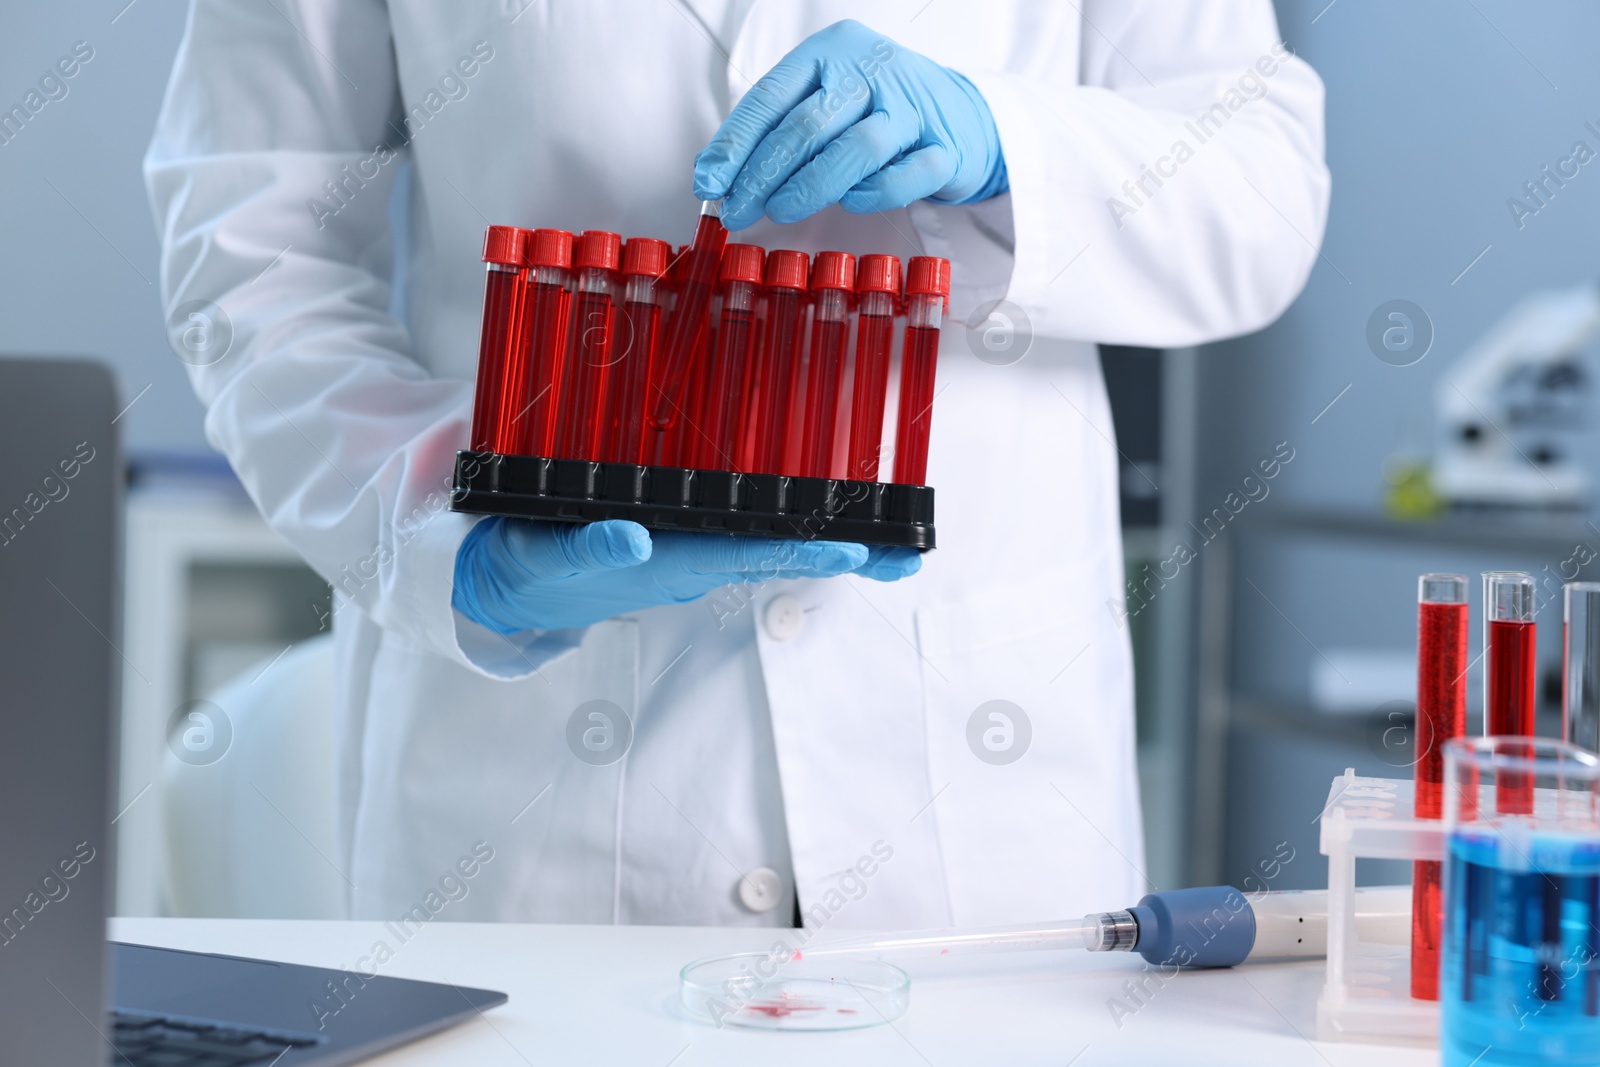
[699,244,764,472]
[603,238,669,464]
[1410,578,1468,1002]
[801,252,854,479]
[891,257,950,486]
[749,250,810,475]
[470,225,527,453]
[554,231,622,461]
[506,229,573,457]
[1486,617,1537,813]
[650,203,727,432]
[844,255,901,482]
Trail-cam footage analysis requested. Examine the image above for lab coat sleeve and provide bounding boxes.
[144,0,574,680]
[911,0,1330,348]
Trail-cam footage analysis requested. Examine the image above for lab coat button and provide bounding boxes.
[738,867,784,913]
[763,595,804,641]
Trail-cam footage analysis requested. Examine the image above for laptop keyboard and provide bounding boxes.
[110,1010,321,1066]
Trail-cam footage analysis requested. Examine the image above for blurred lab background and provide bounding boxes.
[6,0,1600,917]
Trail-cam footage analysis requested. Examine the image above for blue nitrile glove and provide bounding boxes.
[453,518,918,635]
[694,19,1008,231]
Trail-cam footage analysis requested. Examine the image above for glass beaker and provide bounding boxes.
[1441,736,1600,1066]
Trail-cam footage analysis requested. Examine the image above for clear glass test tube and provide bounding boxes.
[1565,582,1600,754]
[747,250,810,476]
[844,254,901,482]
[507,229,573,457]
[801,252,854,479]
[891,256,950,487]
[1482,571,1537,814]
[1411,573,1469,1002]
[470,225,527,453]
[649,201,727,432]
[603,238,669,464]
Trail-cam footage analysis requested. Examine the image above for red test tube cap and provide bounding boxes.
[765,249,810,290]
[810,251,856,292]
[575,230,622,271]
[526,228,574,269]
[720,243,766,285]
[482,225,528,266]
[905,256,951,298]
[622,237,670,278]
[856,253,903,295]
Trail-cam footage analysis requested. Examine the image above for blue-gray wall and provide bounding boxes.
[1,1,203,454]
[1203,0,1600,888]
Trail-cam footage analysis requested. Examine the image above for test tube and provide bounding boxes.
[696,244,764,472]
[649,201,727,432]
[747,251,810,475]
[843,254,901,482]
[470,226,528,453]
[554,231,622,461]
[892,256,950,487]
[800,252,855,479]
[1410,574,1468,1002]
[1565,582,1600,753]
[602,237,669,464]
[1483,571,1537,814]
[507,228,574,457]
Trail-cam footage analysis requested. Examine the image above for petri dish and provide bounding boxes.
[679,952,910,1031]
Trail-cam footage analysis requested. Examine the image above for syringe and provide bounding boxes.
[794,885,1409,969]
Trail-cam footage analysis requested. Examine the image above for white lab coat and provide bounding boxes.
[146,0,1327,928]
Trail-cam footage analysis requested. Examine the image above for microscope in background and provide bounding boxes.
[1432,282,1596,511]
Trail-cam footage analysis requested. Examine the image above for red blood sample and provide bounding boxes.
[844,255,901,482]
[1410,577,1468,1002]
[801,252,854,479]
[470,225,528,453]
[505,229,573,457]
[747,250,810,475]
[1486,617,1537,812]
[649,204,727,432]
[603,238,669,463]
[676,292,719,467]
[554,231,622,461]
[698,244,764,471]
[891,256,950,486]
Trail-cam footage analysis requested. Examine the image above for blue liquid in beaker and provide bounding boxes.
[1442,828,1600,1066]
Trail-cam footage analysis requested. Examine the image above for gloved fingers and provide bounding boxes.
[854,545,923,582]
[498,518,652,582]
[717,84,870,231]
[658,532,867,578]
[766,110,915,225]
[693,52,824,201]
[840,143,958,215]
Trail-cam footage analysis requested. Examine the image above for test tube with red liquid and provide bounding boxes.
[697,243,764,471]
[554,231,622,461]
[844,255,901,482]
[649,201,727,432]
[1565,582,1600,754]
[470,226,528,452]
[602,238,669,464]
[747,250,810,475]
[891,256,950,486]
[801,252,854,479]
[1410,573,1468,1002]
[1483,571,1537,814]
[676,288,721,468]
[507,229,574,457]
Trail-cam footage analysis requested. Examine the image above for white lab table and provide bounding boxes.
[111,919,1435,1066]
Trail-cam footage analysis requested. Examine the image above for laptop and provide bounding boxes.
[0,358,506,1065]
